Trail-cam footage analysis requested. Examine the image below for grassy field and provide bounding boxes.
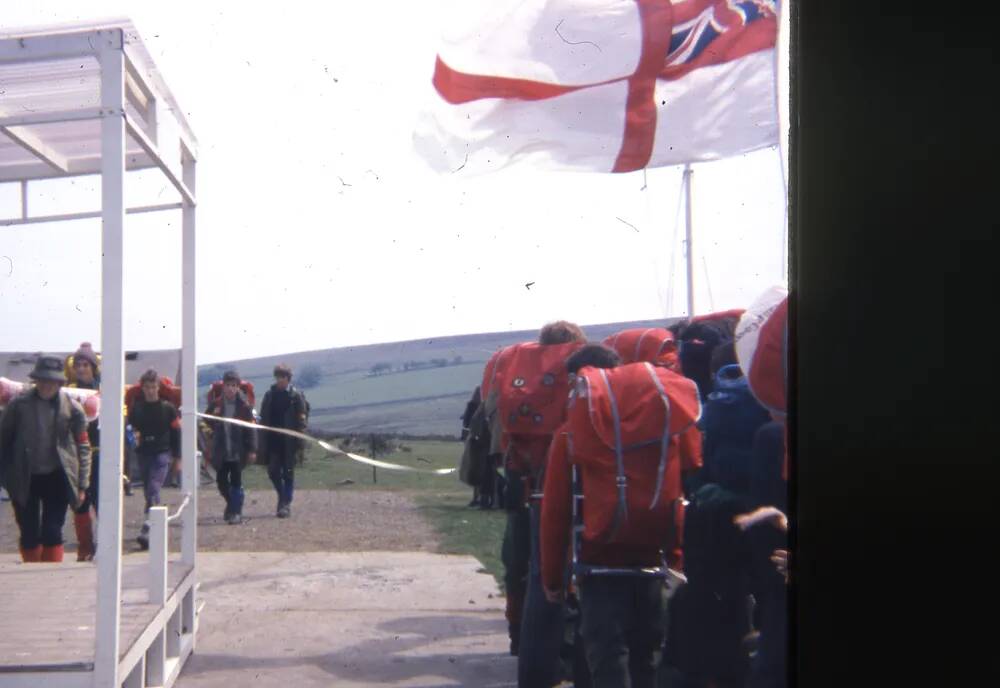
[196,317,677,437]
[237,438,507,584]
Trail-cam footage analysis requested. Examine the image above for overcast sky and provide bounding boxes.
[0,1,788,364]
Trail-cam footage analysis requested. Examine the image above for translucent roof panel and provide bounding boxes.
[0,18,197,185]
[0,55,102,114]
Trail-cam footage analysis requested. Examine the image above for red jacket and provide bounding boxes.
[540,423,702,593]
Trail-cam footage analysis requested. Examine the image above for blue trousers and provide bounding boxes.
[267,452,294,505]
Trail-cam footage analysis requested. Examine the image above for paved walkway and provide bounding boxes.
[176,551,516,688]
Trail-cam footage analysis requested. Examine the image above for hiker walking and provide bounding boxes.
[541,344,703,688]
[0,355,92,563]
[259,364,308,519]
[128,368,181,549]
[485,320,587,683]
[204,370,257,524]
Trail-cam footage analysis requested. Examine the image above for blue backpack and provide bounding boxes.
[698,365,771,497]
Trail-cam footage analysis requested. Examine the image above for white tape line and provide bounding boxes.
[194,412,456,475]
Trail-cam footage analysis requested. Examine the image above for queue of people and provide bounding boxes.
[460,291,789,688]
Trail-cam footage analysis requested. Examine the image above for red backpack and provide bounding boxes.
[496,341,584,436]
[603,327,680,372]
[566,362,701,548]
[125,375,182,412]
[493,341,584,472]
[207,379,256,408]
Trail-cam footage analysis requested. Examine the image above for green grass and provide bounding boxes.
[239,439,468,491]
[416,492,507,588]
[237,438,508,586]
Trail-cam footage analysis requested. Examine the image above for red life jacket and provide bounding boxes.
[566,362,701,548]
[603,327,681,372]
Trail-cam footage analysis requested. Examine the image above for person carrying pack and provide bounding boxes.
[541,344,703,688]
[490,321,586,679]
[204,370,258,525]
[259,364,309,519]
[127,368,182,550]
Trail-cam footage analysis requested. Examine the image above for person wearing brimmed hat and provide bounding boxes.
[0,354,92,563]
[67,343,101,561]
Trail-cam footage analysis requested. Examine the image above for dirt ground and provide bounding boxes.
[0,486,443,555]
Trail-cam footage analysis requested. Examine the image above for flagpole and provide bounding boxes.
[683,164,695,317]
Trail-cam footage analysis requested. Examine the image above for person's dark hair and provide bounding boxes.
[273,364,292,380]
[667,319,689,338]
[566,344,622,374]
[539,320,586,345]
[222,370,240,384]
[709,341,739,377]
[140,368,159,385]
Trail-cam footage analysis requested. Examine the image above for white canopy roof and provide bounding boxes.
[0,17,197,189]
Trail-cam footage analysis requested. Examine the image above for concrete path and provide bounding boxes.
[176,551,516,687]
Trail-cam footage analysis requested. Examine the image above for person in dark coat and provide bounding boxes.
[258,364,308,519]
[128,368,181,550]
[0,355,92,563]
[204,370,258,525]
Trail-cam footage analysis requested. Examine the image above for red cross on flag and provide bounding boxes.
[414,0,781,174]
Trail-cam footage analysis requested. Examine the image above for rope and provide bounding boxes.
[193,412,456,476]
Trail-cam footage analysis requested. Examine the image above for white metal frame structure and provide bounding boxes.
[1,20,199,688]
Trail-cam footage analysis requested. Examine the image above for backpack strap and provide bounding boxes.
[642,362,673,510]
[598,368,629,543]
[633,328,654,362]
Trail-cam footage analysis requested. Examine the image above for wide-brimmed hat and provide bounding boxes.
[29,355,67,383]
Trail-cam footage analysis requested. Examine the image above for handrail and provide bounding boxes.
[148,493,190,606]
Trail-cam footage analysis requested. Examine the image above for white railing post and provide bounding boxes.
[94,27,126,688]
[148,506,168,606]
[180,145,197,569]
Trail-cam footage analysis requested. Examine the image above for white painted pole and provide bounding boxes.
[180,149,197,560]
[94,29,126,688]
[683,164,695,317]
[180,145,199,651]
[147,504,168,684]
[148,506,168,606]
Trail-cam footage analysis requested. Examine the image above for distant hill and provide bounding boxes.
[198,317,682,437]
